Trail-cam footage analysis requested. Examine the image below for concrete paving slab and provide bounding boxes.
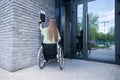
[0,59,120,80]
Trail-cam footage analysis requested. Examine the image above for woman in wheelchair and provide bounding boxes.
[38,18,64,70]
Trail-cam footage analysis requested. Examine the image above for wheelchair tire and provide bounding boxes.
[58,46,64,70]
[38,46,45,69]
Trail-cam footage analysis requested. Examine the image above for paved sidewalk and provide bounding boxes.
[89,45,115,63]
[0,59,120,80]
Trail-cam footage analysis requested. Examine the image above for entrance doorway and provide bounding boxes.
[64,0,115,64]
[55,0,120,65]
[64,0,89,59]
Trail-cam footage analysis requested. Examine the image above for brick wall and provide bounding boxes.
[0,0,14,71]
[0,0,55,72]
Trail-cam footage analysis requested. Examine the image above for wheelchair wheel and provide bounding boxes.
[38,46,45,69]
[58,46,64,70]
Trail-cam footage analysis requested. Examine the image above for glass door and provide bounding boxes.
[87,0,115,63]
[76,4,83,57]
[71,0,88,59]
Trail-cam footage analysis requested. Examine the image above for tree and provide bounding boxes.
[88,13,99,41]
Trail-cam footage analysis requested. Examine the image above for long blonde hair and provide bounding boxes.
[47,18,59,42]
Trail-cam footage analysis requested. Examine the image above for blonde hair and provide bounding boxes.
[47,18,59,43]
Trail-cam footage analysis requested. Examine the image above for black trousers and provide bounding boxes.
[42,43,57,60]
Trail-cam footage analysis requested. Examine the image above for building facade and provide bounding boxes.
[0,0,120,72]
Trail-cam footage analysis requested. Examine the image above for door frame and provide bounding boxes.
[71,0,88,59]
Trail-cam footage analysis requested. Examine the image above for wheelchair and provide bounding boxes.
[37,43,64,70]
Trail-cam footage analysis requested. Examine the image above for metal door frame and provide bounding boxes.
[71,0,88,59]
